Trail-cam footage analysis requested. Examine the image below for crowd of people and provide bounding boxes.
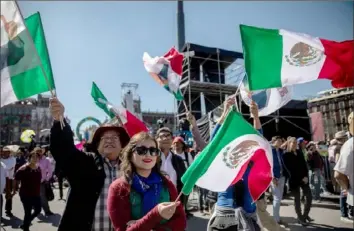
[0,96,353,231]
[0,145,68,230]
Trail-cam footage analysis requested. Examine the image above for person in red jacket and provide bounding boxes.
[107,132,187,231]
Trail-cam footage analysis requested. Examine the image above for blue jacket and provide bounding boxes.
[272,147,290,179]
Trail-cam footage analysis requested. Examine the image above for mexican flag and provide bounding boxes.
[181,109,273,201]
[240,76,292,117]
[91,81,115,119]
[1,2,55,107]
[240,24,354,91]
[91,82,148,137]
[143,47,184,100]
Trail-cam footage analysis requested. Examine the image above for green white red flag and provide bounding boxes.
[143,47,184,100]
[181,109,273,201]
[240,24,354,91]
[1,2,55,107]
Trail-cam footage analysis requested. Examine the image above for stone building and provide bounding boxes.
[0,94,52,145]
[308,87,354,140]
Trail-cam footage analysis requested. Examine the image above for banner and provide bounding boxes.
[310,112,325,141]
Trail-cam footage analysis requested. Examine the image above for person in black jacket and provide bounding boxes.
[49,98,130,231]
[155,127,188,216]
[283,137,313,226]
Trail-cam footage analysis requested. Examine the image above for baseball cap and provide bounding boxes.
[297,137,308,144]
[173,136,185,144]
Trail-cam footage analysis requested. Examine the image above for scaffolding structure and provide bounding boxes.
[176,43,244,122]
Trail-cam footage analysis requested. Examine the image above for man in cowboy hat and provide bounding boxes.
[49,98,130,231]
[335,112,353,223]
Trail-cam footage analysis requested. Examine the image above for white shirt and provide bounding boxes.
[175,151,194,169]
[0,162,7,193]
[1,156,16,179]
[334,137,353,206]
[160,151,177,187]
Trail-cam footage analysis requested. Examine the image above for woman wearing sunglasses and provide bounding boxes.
[107,132,187,231]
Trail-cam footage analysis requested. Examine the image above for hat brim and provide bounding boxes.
[90,126,130,149]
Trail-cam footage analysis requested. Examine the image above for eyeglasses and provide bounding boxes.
[101,136,119,142]
[133,146,160,156]
[157,133,171,140]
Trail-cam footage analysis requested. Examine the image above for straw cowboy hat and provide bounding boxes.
[335,131,347,140]
[89,124,130,150]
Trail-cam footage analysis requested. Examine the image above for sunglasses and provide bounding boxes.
[133,146,159,156]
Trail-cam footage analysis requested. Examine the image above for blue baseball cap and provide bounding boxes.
[297,137,308,144]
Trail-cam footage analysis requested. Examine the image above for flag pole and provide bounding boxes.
[233,73,246,112]
[14,1,55,98]
[182,100,188,113]
[14,1,65,129]
[174,191,183,203]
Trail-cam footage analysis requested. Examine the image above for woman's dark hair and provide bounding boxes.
[27,150,40,161]
[120,132,163,183]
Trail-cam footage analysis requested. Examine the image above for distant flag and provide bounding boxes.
[90,82,148,137]
[240,76,292,116]
[91,81,115,118]
[1,2,55,107]
[143,47,184,100]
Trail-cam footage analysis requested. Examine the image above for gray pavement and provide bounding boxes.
[1,188,353,231]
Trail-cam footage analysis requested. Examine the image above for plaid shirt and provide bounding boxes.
[92,158,120,231]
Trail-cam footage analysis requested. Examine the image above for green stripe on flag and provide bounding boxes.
[174,89,184,101]
[240,24,283,91]
[91,82,115,119]
[181,108,259,195]
[11,12,55,99]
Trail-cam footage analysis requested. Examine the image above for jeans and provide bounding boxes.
[271,176,285,222]
[293,183,312,219]
[199,187,208,211]
[40,183,50,213]
[311,169,326,200]
[20,196,41,230]
[340,191,353,218]
[311,169,321,200]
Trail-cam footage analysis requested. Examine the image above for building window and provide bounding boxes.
[349,100,354,107]
[339,101,345,109]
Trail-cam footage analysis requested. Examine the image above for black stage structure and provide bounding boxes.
[175,43,311,142]
[177,43,243,121]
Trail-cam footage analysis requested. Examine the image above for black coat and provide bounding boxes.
[50,120,106,231]
[169,151,187,193]
[283,149,309,190]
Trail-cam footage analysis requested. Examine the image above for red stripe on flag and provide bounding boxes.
[119,109,148,137]
[230,149,272,202]
[163,47,183,76]
[319,39,354,88]
[247,149,272,201]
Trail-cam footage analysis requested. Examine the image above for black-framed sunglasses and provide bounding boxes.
[133,146,160,156]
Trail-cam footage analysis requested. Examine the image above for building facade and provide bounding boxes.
[142,111,175,133]
[0,94,52,145]
[308,87,354,141]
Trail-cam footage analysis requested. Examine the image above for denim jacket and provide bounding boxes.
[272,147,290,179]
